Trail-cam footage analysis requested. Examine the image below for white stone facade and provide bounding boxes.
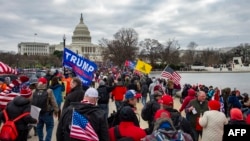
[18,42,52,56]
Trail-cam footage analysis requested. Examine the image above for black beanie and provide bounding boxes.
[119,106,135,122]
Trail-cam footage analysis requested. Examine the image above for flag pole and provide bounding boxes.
[161,64,169,74]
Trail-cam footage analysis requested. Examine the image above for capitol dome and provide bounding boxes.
[72,13,91,43]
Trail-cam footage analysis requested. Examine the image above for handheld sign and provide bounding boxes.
[63,48,97,86]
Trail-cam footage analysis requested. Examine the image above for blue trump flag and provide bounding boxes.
[63,48,97,86]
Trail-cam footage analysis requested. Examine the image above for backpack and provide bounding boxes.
[97,86,109,103]
[142,129,193,141]
[114,125,133,141]
[170,111,183,130]
[0,110,30,141]
[141,102,153,121]
[32,89,49,114]
[108,110,120,128]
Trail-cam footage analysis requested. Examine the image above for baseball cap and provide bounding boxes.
[125,90,136,99]
[158,95,173,106]
[85,87,98,98]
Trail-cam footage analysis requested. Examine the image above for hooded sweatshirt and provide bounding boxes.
[179,89,196,112]
[56,102,109,141]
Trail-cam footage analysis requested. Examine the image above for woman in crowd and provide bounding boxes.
[199,100,228,141]
[49,76,65,119]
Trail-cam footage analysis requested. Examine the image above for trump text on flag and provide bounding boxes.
[63,48,97,86]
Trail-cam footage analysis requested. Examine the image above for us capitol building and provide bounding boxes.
[18,14,104,63]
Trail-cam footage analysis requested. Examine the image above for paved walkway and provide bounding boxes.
[28,97,183,141]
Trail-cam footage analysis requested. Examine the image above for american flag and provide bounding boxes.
[0,61,17,75]
[160,66,181,85]
[70,110,99,141]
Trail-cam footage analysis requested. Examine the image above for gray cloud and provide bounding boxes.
[0,0,249,52]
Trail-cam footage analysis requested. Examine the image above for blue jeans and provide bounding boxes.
[149,93,154,101]
[115,101,123,111]
[98,103,109,119]
[37,112,54,141]
[141,96,147,106]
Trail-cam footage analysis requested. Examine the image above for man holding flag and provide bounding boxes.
[160,66,181,96]
[56,87,109,141]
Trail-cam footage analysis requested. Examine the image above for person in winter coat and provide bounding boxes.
[179,88,196,120]
[62,77,85,111]
[199,100,228,141]
[49,76,65,119]
[141,85,163,134]
[186,91,209,141]
[0,96,37,141]
[109,106,146,141]
[227,90,242,117]
[111,90,140,128]
[228,108,246,125]
[141,81,149,106]
[56,87,109,141]
[148,78,158,101]
[167,79,174,96]
[97,80,115,119]
[158,95,195,140]
[111,78,127,111]
[33,77,59,141]
[180,84,192,103]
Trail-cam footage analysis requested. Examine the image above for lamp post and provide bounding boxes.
[63,34,66,48]
[16,58,19,69]
[63,34,66,75]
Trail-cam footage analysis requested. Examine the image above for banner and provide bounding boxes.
[63,48,97,86]
[124,60,136,69]
[134,60,152,74]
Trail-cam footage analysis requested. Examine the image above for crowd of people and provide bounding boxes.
[0,69,249,141]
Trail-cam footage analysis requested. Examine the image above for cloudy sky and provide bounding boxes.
[0,0,249,52]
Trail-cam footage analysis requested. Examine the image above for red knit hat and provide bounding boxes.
[230,108,243,120]
[20,87,32,98]
[154,85,163,92]
[154,109,171,120]
[208,100,221,110]
[19,75,29,83]
[154,85,163,96]
[158,95,173,106]
[38,77,47,84]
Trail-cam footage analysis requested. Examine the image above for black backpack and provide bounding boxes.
[108,110,120,128]
[141,101,154,121]
[97,86,109,104]
[32,89,48,114]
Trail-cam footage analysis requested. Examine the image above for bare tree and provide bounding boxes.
[200,48,220,66]
[138,38,163,67]
[181,41,198,66]
[99,28,139,67]
[160,39,181,65]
